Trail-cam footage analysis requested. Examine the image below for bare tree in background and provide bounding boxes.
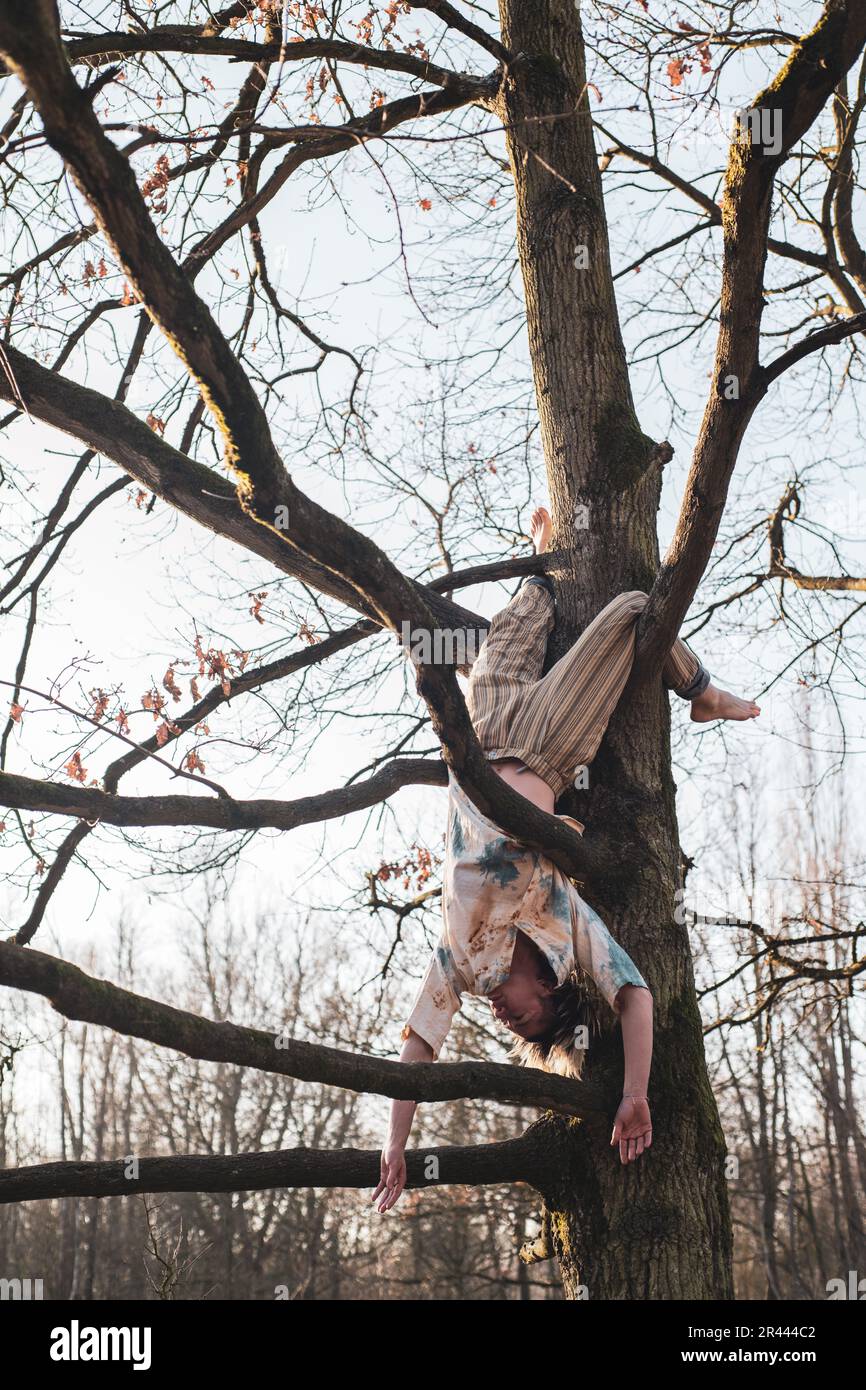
[1,0,866,1300]
[696,763,866,1300]
[1,905,559,1300]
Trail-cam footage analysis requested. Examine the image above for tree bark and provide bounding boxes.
[496,0,732,1299]
[0,1134,552,1203]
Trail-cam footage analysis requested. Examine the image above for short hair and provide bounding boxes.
[508,970,602,1079]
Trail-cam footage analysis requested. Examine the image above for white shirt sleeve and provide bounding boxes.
[401,941,466,1060]
[571,892,649,1009]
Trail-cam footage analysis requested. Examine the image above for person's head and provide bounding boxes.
[487,933,600,1078]
[487,930,559,1041]
[487,968,557,1041]
[507,969,601,1080]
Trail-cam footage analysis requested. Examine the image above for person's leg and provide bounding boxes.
[661,631,711,700]
[496,590,650,798]
[466,579,555,734]
[662,616,763,722]
[495,590,757,797]
[466,506,557,737]
[689,682,761,723]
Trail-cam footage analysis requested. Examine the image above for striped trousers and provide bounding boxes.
[465,579,710,798]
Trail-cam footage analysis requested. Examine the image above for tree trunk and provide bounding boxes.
[496,0,733,1299]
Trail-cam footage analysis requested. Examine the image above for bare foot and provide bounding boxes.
[690,682,761,724]
[529,505,553,555]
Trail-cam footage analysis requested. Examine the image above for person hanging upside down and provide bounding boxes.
[373,506,760,1212]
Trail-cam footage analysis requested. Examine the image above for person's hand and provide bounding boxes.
[372,1142,407,1213]
[610,1094,652,1165]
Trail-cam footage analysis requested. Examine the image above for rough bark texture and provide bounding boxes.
[496,0,732,1300]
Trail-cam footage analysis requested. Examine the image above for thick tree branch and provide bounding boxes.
[0,348,615,880]
[0,346,485,636]
[52,34,472,93]
[0,759,446,830]
[405,1,512,66]
[831,64,866,287]
[632,0,866,686]
[759,308,866,385]
[595,122,839,282]
[9,568,532,943]
[0,1134,550,1204]
[0,940,606,1116]
[0,4,618,882]
[12,616,378,942]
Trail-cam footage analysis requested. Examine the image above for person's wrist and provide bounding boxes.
[622,1089,647,1099]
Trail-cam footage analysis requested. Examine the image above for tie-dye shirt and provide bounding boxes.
[402,771,649,1059]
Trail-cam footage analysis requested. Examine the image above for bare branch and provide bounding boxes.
[766,484,866,591]
[632,0,866,687]
[405,1,512,66]
[0,5,619,883]
[0,1134,550,1204]
[0,758,446,830]
[0,345,485,637]
[0,939,607,1116]
[760,309,866,385]
[49,33,474,93]
[0,347,616,881]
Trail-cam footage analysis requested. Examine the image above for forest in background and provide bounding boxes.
[1,0,865,1299]
[3,763,863,1299]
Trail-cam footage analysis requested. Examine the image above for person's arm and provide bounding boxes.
[571,893,654,1165]
[374,943,463,1213]
[372,1028,434,1214]
[610,984,653,1165]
